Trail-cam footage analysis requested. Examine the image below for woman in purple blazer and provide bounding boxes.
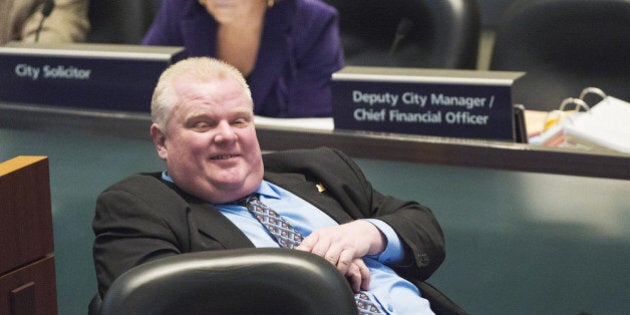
[142,0,344,117]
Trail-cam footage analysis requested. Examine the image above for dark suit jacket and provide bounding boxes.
[93,147,464,314]
[141,0,344,117]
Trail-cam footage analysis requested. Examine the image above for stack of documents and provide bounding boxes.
[528,88,630,154]
[563,96,630,153]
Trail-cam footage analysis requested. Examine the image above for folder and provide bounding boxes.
[563,95,630,153]
[529,87,630,154]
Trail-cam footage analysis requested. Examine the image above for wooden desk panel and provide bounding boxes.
[0,157,54,274]
[0,256,57,315]
[0,156,57,315]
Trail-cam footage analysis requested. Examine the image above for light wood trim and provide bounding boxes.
[0,156,48,176]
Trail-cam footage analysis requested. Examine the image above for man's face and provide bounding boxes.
[151,73,263,203]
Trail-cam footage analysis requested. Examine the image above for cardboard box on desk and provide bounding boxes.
[332,66,524,141]
[0,42,183,112]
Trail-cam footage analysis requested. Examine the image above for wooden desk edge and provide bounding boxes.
[2,103,629,180]
[0,156,48,176]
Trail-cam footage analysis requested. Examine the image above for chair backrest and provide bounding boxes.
[87,0,162,44]
[324,0,480,69]
[490,0,630,110]
[94,248,357,315]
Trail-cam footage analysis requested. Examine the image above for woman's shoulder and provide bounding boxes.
[291,0,338,16]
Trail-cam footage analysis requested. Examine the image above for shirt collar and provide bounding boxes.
[256,180,281,200]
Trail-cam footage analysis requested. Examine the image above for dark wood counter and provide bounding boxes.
[256,126,630,180]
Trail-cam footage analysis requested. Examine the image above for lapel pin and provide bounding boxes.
[316,183,326,193]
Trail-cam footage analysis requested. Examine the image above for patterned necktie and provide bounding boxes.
[240,194,382,314]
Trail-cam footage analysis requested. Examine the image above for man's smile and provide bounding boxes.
[210,154,239,160]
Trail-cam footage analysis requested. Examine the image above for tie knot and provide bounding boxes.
[235,194,259,207]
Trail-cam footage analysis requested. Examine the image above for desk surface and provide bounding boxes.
[1,102,628,180]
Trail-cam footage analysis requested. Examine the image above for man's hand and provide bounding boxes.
[296,220,386,292]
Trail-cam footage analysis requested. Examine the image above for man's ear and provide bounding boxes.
[150,123,168,160]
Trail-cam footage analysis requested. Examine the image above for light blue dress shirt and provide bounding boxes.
[163,172,434,314]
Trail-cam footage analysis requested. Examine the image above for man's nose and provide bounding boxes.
[213,121,237,143]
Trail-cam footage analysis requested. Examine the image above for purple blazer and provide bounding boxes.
[142,0,344,117]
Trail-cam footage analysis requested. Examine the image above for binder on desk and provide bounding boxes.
[563,95,630,153]
[529,87,630,154]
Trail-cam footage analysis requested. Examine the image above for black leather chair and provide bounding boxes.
[87,0,162,44]
[90,248,357,315]
[490,0,630,110]
[323,0,481,69]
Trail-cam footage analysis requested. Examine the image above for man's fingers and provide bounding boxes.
[295,233,317,251]
[310,237,332,258]
[336,249,354,273]
[345,259,371,292]
[346,263,362,292]
[357,260,371,291]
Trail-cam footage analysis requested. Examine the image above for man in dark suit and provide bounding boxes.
[93,57,464,314]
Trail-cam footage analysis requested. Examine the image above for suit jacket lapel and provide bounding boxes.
[187,198,255,250]
[264,172,354,224]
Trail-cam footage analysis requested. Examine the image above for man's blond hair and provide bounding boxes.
[151,57,251,129]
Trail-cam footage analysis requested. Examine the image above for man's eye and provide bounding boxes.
[232,116,252,127]
[192,121,211,130]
